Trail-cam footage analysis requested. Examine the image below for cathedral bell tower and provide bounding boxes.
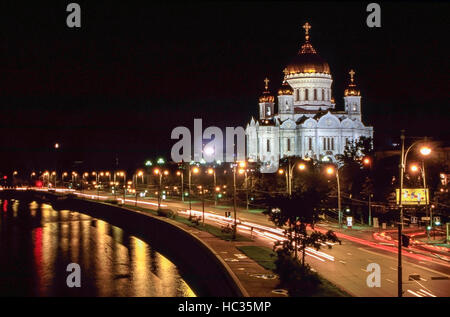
[259,78,275,119]
[344,69,362,120]
[277,71,294,120]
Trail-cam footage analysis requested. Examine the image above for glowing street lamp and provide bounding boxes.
[279,159,307,196]
[397,131,432,297]
[154,168,169,209]
[206,167,218,206]
[188,165,200,212]
[326,165,342,229]
[420,146,431,156]
[176,170,184,201]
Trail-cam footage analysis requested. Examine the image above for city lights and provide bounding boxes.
[420,146,431,156]
[410,164,419,172]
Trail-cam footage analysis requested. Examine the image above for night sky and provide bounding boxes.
[0,1,448,172]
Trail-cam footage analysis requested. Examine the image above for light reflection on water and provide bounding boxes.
[0,199,196,297]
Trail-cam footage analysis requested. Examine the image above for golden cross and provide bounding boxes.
[349,69,355,82]
[264,77,270,90]
[303,22,311,41]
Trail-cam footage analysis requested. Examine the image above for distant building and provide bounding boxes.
[246,23,373,172]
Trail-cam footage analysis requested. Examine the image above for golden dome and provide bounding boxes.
[259,91,274,103]
[278,81,293,95]
[259,77,274,103]
[285,22,330,75]
[344,69,360,96]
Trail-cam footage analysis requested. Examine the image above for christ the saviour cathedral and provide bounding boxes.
[246,23,373,173]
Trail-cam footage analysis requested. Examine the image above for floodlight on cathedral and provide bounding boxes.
[344,69,361,96]
[259,77,275,103]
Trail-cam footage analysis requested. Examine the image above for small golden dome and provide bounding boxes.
[344,69,360,96]
[259,92,274,103]
[259,77,274,103]
[278,81,293,95]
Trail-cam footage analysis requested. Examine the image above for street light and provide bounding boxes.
[188,165,200,215]
[397,130,432,297]
[280,158,308,197]
[326,165,342,229]
[207,167,218,206]
[231,161,247,239]
[176,170,184,201]
[420,146,431,156]
[154,168,169,209]
[409,161,432,236]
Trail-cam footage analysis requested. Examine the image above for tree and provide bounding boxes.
[336,137,374,200]
[263,188,340,266]
[262,189,340,296]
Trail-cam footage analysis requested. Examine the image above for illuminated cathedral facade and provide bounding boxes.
[246,23,373,173]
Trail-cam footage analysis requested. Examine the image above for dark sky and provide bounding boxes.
[0,1,448,172]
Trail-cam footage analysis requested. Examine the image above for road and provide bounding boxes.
[45,188,450,297]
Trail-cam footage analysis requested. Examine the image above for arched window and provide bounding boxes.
[296,89,300,101]
[314,89,317,101]
[305,89,309,101]
[287,138,291,152]
[322,89,325,100]
[308,137,312,151]
[266,139,271,152]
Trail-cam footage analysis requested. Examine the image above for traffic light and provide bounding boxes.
[401,234,410,248]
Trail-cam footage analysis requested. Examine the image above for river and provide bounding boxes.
[0,197,196,297]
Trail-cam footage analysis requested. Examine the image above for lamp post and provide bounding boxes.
[207,167,217,206]
[410,161,431,237]
[176,170,184,201]
[326,166,341,228]
[61,172,68,188]
[121,172,126,202]
[231,161,246,240]
[30,172,36,186]
[363,157,373,226]
[288,160,306,197]
[397,130,432,297]
[279,160,307,197]
[154,168,168,209]
[188,165,199,217]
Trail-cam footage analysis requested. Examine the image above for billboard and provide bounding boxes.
[396,188,429,205]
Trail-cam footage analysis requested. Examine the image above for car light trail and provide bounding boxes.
[407,289,423,297]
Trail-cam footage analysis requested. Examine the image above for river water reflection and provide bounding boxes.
[0,198,196,297]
